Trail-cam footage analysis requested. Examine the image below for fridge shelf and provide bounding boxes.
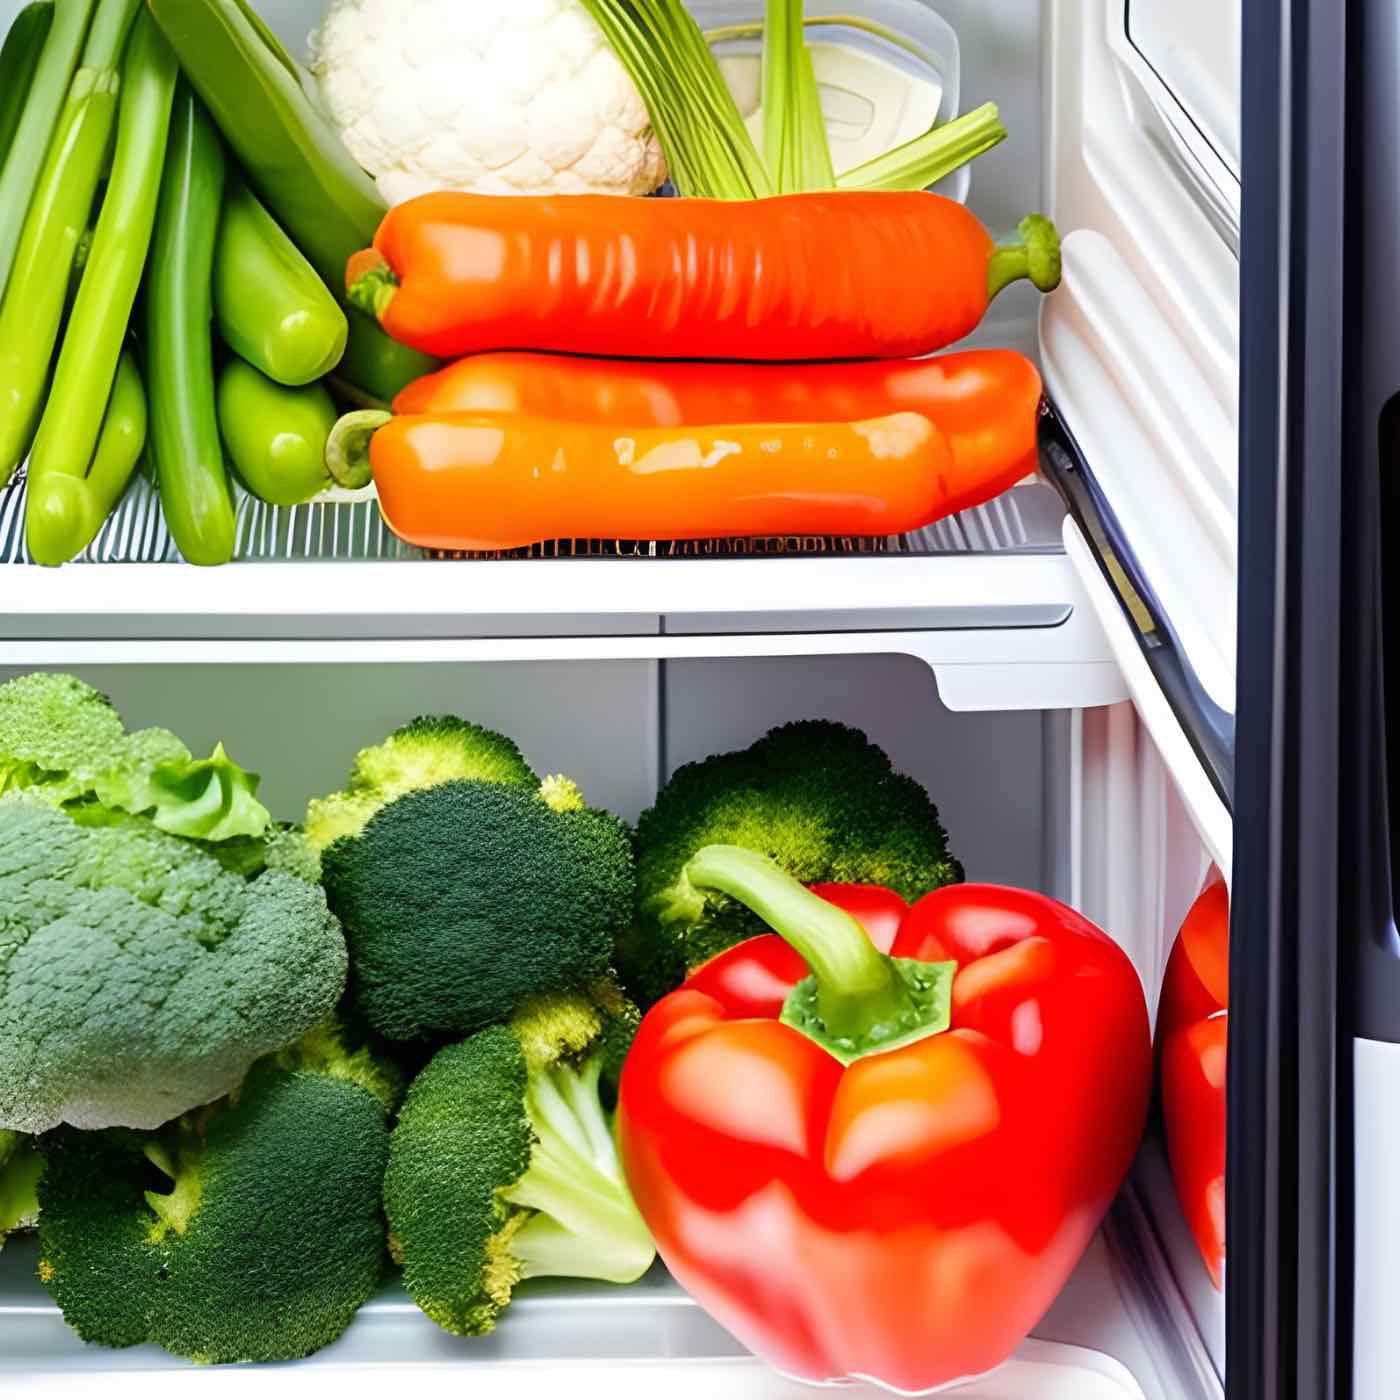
[0,1204,1213,1400]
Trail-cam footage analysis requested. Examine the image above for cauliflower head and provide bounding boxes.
[0,797,348,1135]
[310,0,667,202]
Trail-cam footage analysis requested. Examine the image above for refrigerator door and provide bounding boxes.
[1348,2,1400,1398]
[1231,0,1348,1399]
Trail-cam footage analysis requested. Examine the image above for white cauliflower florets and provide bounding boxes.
[310,0,667,203]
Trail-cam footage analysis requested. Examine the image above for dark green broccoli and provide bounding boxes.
[321,772,634,1042]
[0,1130,40,1250]
[0,796,347,1134]
[383,986,654,1337]
[621,721,963,1006]
[35,1021,398,1365]
[305,714,537,851]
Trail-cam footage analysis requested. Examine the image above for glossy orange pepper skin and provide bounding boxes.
[616,883,1153,1393]
[361,191,1002,362]
[370,410,954,552]
[1157,878,1228,1290]
[395,349,1043,505]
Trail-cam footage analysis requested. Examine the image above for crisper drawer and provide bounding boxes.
[0,652,1222,1399]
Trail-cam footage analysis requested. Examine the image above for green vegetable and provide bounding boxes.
[761,0,833,194]
[305,712,537,852]
[619,720,963,1007]
[35,1021,395,1363]
[25,10,175,532]
[0,0,137,488]
[0,794,347,1134]
[338,307,437,407]
[0,0,95,302]
[579,0,770,198]
[384,987,654,1337]
[217,359,337,507]
[0,1130,42,1251]
[146,82,233,567]
[213,177,347,387]
[0,671,272,840]
[26,347,145,565]
[315,719,633,1043]
[146,0,437,402]
[0,4,55,170]
[582,0,1004,199]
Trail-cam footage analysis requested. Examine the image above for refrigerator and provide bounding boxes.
[0,0,1362,1396]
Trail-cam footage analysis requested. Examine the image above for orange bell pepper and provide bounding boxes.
[367,410,956,552]
[348,192,1061,362]
[394,349,1043,504]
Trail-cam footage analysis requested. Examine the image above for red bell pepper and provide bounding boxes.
[1156,876,1229,1290]
[616,847,1153,1392]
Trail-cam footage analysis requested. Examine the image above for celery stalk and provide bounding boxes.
[578,0,771,199]
[762,0,835,193]
[838,102,1007,193]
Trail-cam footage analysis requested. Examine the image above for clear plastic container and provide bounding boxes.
[693,0,969,202]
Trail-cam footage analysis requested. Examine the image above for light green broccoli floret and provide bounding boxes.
[0,672,270,842]
[35,1023,397,1364]
[0,796,347,1134]
[305,714,537,851]
[620,720,964,1006]
[384,985,654,1337]
[0,1130,41,1249]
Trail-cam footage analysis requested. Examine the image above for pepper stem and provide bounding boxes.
[680,845,955,1063]
[325,409,390,490]
[987,212,1063,302]
[346,249,399,321]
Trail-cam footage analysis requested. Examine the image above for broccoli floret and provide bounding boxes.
[622,721,963,1006]
[35,1022,397,1364]
[321,776,634,1042]
[384,986,654,1336]
[0,672,271,842]
[0,1130,41,1249]
[305,714,536,851]
[0,796,347,1133]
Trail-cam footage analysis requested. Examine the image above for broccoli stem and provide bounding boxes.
[680,844,956,1065]
[502,1057,654,1285]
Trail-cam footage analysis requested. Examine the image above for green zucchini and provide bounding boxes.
[218,358,337,507]
[146,0,438,402]
[146,80,233,567]
[214,178,347,387]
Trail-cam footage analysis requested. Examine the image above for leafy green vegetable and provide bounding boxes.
[0,795,347,1134]
[384,985,653,1337]
[35,1023,396,1364]
[761,0,834,193]
[0,672,271,841]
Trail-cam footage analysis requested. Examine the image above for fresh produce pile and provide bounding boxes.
[0,672,1154,1391]
[1,0,1053,564]
[0,0,435,566]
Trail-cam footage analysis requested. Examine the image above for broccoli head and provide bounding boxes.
[35,1022,398,1364]
[622,721,963,1006]
[0,672,270,842]
[0,1130,40,1250]
[0,796,347,1133]
[384,985,654,1337]
[305,714,537,851]
[321,775,634,1042]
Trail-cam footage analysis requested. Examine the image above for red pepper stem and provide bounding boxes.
[681,845,915,1041]
[987,213,1063,303]
[325,408,388,490]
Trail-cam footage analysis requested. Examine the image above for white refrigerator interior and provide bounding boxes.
[0,0,1240,1395]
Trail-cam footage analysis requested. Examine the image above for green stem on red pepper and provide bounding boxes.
[676,845,955,1064]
